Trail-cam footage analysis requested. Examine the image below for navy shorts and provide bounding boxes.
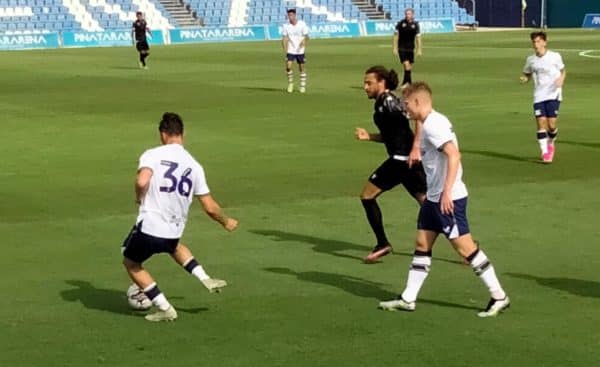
[417,198,470,239]
[533,100,560,118]
[287,53,306,64]
[121,221,179,264]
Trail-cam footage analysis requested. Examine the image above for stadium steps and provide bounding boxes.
[156,0,199,27]
[351,0,386,20]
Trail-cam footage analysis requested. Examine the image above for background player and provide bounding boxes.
[355,65,426,263]
[122,112,238,321]
[282,8,309,93]
[378,82,510,317]
[520,31,566,163]
[132,11,151,69]
[393,8,422,87]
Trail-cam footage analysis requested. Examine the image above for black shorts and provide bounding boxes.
[368,157,427,197]
[399,50,414,64]
[121,221,179,264]
[136,40,149,52]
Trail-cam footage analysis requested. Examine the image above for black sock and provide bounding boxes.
[139,53,145,66]
[403,70,412,85]
[548,128,558,141]
[361,198,389,246]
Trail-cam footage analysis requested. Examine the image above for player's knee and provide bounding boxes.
[360,192,377,201]
[123,257,141,271]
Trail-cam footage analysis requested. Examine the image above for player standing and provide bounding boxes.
[282,8,309,93]
[356,65,426,263]
[393,8,422,87]
[132,11,151,69]
[520,31,566,163]
[122,112,239,321]
[379,82,510,317]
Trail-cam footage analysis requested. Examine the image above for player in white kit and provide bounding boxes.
[282,8,309,93]
[378,82,510,317]
[121,112,238,321]
[521,31,566,163]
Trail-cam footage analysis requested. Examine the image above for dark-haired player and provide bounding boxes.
[379,82,510,317]
[355,65,426,263]
[122,112,239,321]
[393,8,421,86]
[132,12,151,69]
[282,8,309,93]
[520,31,566,163]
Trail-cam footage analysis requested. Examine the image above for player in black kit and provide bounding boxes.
[132,11,150,69]
[356,65,426,263]
[393,8,421,86]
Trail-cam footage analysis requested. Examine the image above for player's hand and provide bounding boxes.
[408,146,421,168]
[519,75,528,84]
[223,218,239,232]
[355,127,370,141]
[440,192,454,215]
[554,78,564,88]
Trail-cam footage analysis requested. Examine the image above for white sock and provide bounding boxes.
[143,283,172,311]
[537,130,549,154]
[287,70,293,84]
[182,258,210,281]
[469,250,506,300]
[401,253,431,303]
[300,72,307,88]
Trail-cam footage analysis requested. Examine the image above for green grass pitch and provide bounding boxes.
[1,29,600,366]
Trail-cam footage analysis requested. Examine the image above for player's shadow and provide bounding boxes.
[462,149,535,163]
[506,273,600,298]
[560,140,600,149]
[264,267,478,310]
[251,229,390,261]
[111,66,142,70]
[241,86,284,93]
[61,280,206,315]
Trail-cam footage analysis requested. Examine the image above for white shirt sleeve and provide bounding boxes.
[555,52,565,70]
[523,57,533,74]
[425,118,455,150]
[138,149,155,170]
[193,164,210,196]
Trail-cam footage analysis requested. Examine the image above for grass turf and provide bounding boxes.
[1,29,600,366]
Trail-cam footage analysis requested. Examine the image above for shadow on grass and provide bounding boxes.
[240,86,284,93]
[560,140,600,149]
[251,229,388,261]
[264,267,479,310]
[462,149,537,163]
[264,267,396,299]
[61,280,206,315]
[506,273,600,298]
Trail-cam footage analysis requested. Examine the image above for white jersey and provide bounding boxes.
[420,110,468,202]
[282,20,309,55]
[523,50,565,103]
[136,144,210,239]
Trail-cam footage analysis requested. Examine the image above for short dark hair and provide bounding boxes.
[530,31,547,41]
[159,112,184,136]
[287,8,296,14]
[402,81,432,97]
[136,11,142,15]
[365,65,399,91]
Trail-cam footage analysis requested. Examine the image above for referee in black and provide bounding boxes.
[356,65,426,263]
[132,11,151,69]
[393,8,422,86]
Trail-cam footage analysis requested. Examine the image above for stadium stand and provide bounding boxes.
[0,0,475,33]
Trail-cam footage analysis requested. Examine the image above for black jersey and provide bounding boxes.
[373,91,414,157]
[395,19,420,50]
[132,20,148,42]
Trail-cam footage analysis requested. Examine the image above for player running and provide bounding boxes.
[393,8,422,87]
[378,82,510,317]
[356,65,426,263]
[132,11,151,69]
[122,112,238,322]
[282,8,309,93]
[520,31,566,163]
